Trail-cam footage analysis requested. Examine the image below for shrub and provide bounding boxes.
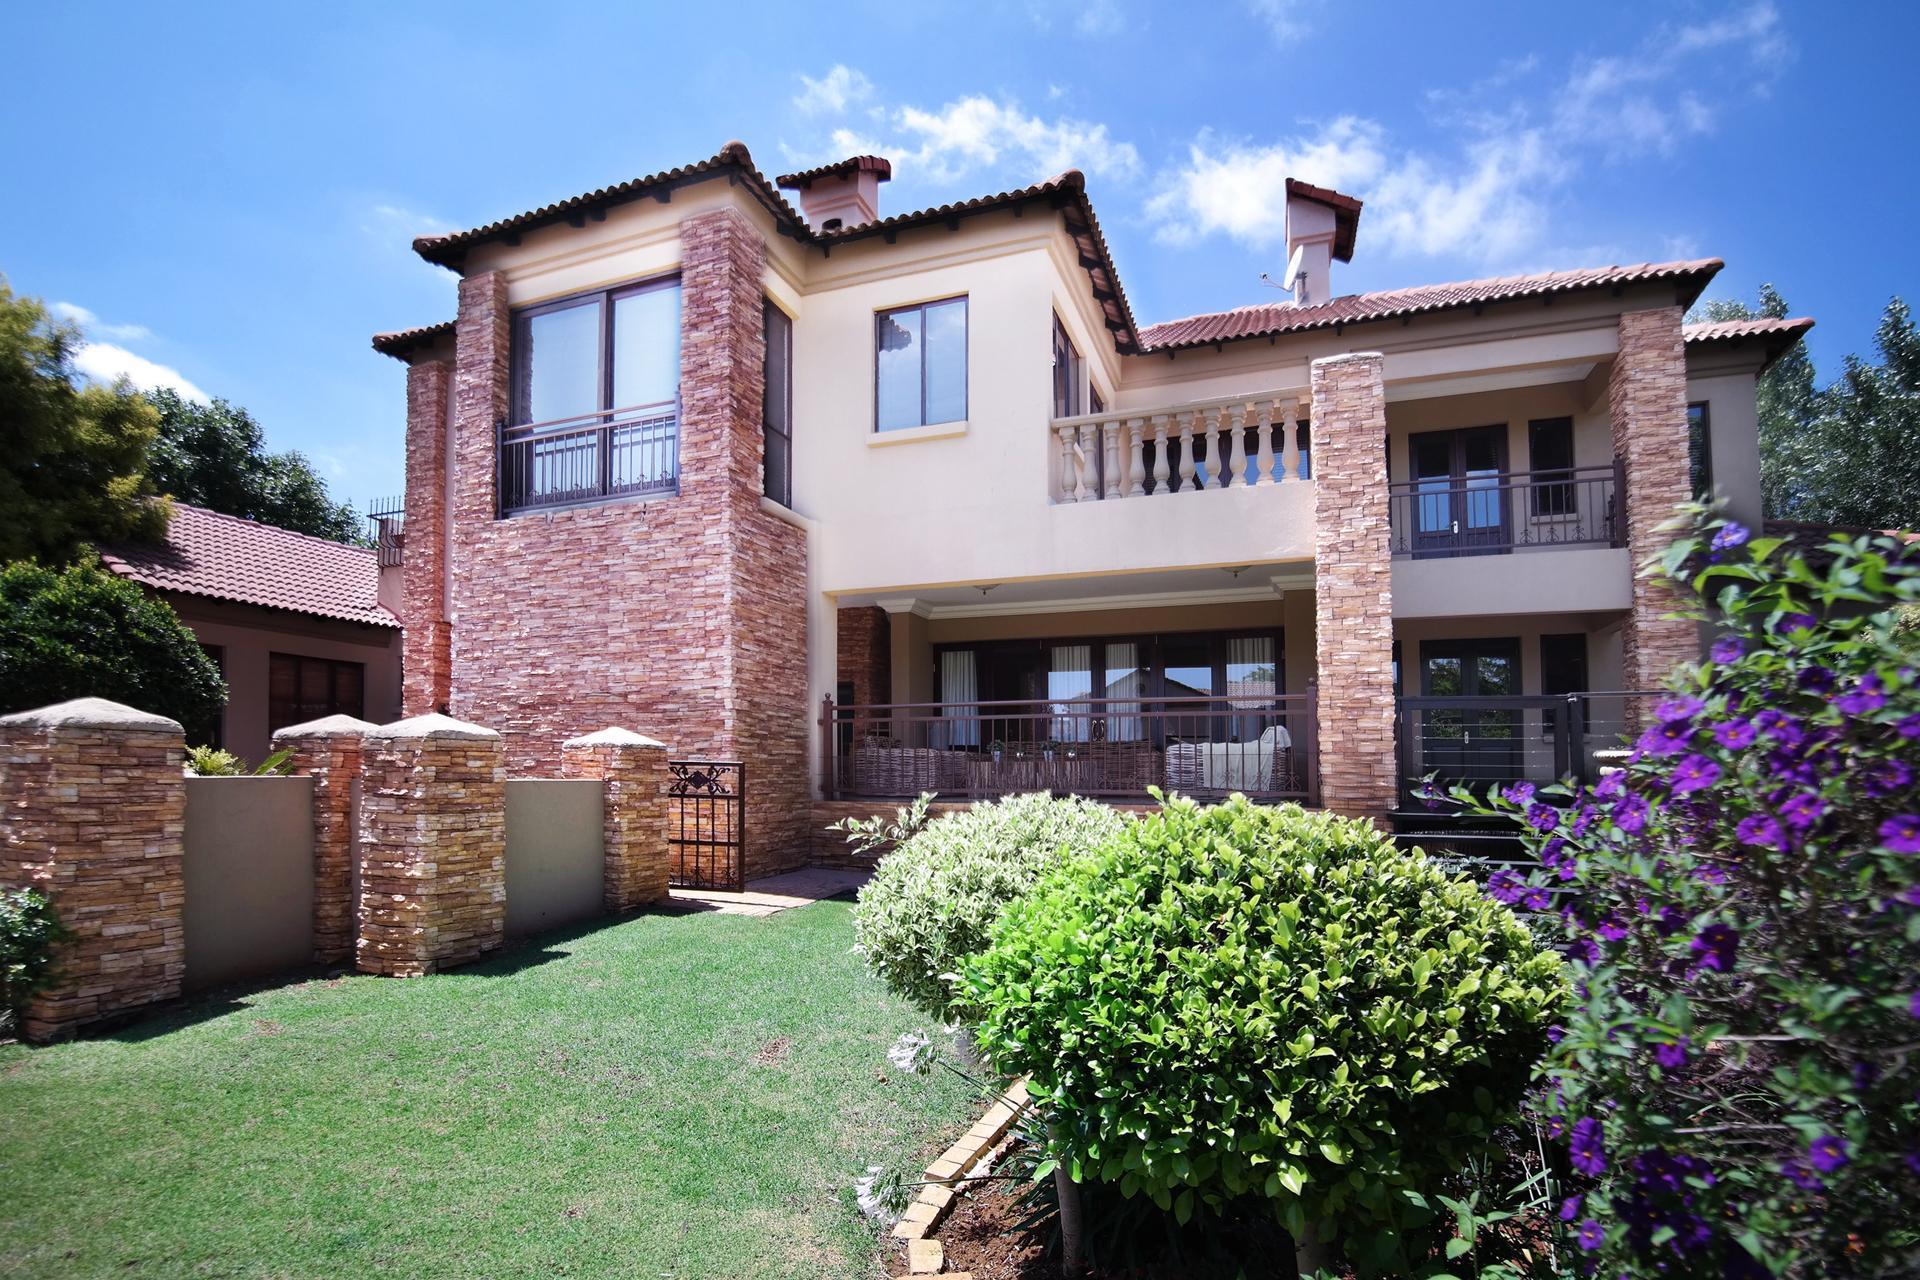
[0,561,224,739]
[1457,510,1920,1279]
[185,745,292,776]
[962,795,1564,1274]
[852,792,1130,1023]
[0,887,69,1030]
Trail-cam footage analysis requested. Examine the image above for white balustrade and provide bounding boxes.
[1048,391,1307,502]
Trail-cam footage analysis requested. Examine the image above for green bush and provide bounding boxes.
[1,887,69,1030]
[852,792,1130,1023]
[0,560,224,739]
[962,795,1565,1274]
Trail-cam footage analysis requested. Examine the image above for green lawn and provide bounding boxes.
[0,900,975,1280]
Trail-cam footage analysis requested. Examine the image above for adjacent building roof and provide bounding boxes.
[100,503,398,629]
[775,155,893,188]
[1682,315,1814,372]
[1136,259,1726,353]
[1284,178,1362,262]
[371,319,454,360]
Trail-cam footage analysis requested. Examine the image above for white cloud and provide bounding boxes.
[1244,0,1311,43]
[72,341,209,403]
[849,93,1142,185]
[794,65,874,116]
[1145,119,1387,247]
[1074,0,1124,37]
[363,203,454,237]
[49,301,153,342]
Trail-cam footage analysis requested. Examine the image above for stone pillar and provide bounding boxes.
[402,358,453,715]
[561,728,672,912]
[272,714,374,965]
[0,698,185,1040]
[1309,352,1398,820]
[1610,307,1700,693]
[445,271,510,729]
[356,713,505,977]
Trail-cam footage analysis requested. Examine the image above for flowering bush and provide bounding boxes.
[851,792,1129,1022]
[1460,509,1920,1278]
[962,796,1564,1275]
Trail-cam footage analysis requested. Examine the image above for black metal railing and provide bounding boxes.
[819,690,1319,805]
[498,400,679,516]
[365,495,403,566]
[1395,690,1662,802]
[1388,461,1623,557]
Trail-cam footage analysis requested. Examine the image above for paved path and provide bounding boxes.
[667,867,870,917]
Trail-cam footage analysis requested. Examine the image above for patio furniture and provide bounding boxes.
[1164,725,1296,795]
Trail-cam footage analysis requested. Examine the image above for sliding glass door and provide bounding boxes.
[1409,426,1509,557]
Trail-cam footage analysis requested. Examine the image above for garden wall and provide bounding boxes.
[182,776,316,991]
[504,779,605,939]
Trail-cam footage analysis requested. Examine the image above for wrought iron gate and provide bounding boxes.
[667,760,745,891]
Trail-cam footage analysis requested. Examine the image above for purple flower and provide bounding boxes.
[1899,714,1920,740]
[1521,887,1553,911]
[1779,793,1826,830]
[1558,1193,1582,1221]
[1808,1135,1849,1174]
[1547,1024,1566,1045]
[1754,709,1808,749]
[1782,1160,1823,1192]
[1910,991,1920,1020]
[1736,814,1782,847]
[1865,759,1914,797]
[1691,923,1739,973]
[1670,753,1721,794]
[1637,719,1695,757]
[1775,612,1818,636]
[1711,522,1750,550]
[1713,718,1757,749]
[1880,814,1920,854]
[1598,916,1630,941]
[1711,635,1745,665]
[1503,780,1536,806]
[1653,903,1689,937]
[1486,869,1527,905]
[1654,1039,1691,1069]
[1569,1116,1606,1176]
[1566,936,1600,966]
[1527,802,1561,831]
[1576,1219,1605,1251]
[1594,771,1624,799]
[1613,793,1652,834]
[1835,674,1887,715]
[1656,696,1705,724]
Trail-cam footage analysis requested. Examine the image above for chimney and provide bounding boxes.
[774,155,893,233]
[1282,179,1363,306]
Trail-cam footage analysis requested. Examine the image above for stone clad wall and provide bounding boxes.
[1309,352,1398,820]
[0,699,186,1041]
[356,714,507,977]
[562,728,672,911]
[402,359,453,715]
[836,606,892,709]
[1611,306,1701,693]
[273,714,375,964]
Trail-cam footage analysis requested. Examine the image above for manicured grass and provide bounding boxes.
[0,901,976,1280]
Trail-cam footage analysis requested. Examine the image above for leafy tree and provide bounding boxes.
[0,560,225,740]
[144,388,365,544]
[1691,286,1920,529]
[0,280,166,564]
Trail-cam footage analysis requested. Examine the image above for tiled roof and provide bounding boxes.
[100,503,398,628]
[1136,259,1725,353]
[1283,179,1362,262]
[775,155,893,188]
[1683,316,1814,372]
[371,319,454,360]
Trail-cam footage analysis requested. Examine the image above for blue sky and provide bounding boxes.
[5,1,1913,509]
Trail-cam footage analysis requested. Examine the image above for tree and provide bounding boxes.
[0,280,166,564]
[144,389,365,544]
[0,560,225,740]
[1691,286,1920,530]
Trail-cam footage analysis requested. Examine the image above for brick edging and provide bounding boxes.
[891,1077,1030,1244]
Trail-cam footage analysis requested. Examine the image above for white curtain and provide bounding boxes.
[1049,644,1093,742]
[939,650,979,748]
[1104,642,1143,741]
[1226,635,1277,741]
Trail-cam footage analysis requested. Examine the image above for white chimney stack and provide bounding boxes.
[1282,179,1363,306]
[775,155,893,233]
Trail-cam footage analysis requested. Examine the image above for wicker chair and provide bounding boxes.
[1163,727,1296,797]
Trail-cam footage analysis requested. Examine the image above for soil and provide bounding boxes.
[935,1178,1062,1280]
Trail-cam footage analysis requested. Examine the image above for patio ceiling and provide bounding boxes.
[842,562,1315,620]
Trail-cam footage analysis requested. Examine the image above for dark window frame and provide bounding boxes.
[1051,312,1084,419]
[1528,416,1577,516]
[873,295,969,432]
[762,298,794,507]
[1539,632,1591,739]
[267,652,366,734]
[508,271,682,430]
[1686,401,1714,500]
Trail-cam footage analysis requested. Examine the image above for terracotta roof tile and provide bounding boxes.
[371,319,454,361]
[1683,315,1814,372]
[1283,178,1362,262]
[775,155,893,188]
[1136,259,1725,353]
[101,503,397,628]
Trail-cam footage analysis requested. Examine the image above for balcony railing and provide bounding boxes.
[1395,691,1661,803]
[365,495,403,566]
[1389,461,1623,557]
[820,690,1319,805]
[498,400,679,516]
[1050,392,1310,503]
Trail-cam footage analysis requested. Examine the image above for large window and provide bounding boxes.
[763,299,793,506]
[1051,313,1084,419]
[501,275,681,514]
[1686,402,1714,499]
[269,654,364,733]
[875,297,967,431]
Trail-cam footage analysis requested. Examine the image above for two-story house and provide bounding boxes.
[374,141,1812,878]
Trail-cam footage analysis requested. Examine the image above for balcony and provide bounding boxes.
[1388,462,1622,558]
[497,400,679,516]
[1050,393,1310,502]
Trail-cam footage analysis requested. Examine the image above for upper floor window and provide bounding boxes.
[1052,313,1084,418]
[1529,416,1576,515]
[501,275,681,514]
[763,299,793,507]
[875,297,967,431]
[1686,402,1714,499]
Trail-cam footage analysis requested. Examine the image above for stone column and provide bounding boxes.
[1309,352,1399,821]
[0,698,186,1040]
[272,714,374,965]
[445,271,510,727]
[402,358,453,715]
[562,728,673,912]
[1610,306,1700,693]
[356,713,506,977]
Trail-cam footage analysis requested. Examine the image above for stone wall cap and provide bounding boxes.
[369,712,500,741]
[563,727,669,750]
[273,714,378,741]
[0,697,183,734]
[1310,351,1385,367]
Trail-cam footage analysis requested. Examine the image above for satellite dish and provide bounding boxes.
[1283,244,1307,301]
